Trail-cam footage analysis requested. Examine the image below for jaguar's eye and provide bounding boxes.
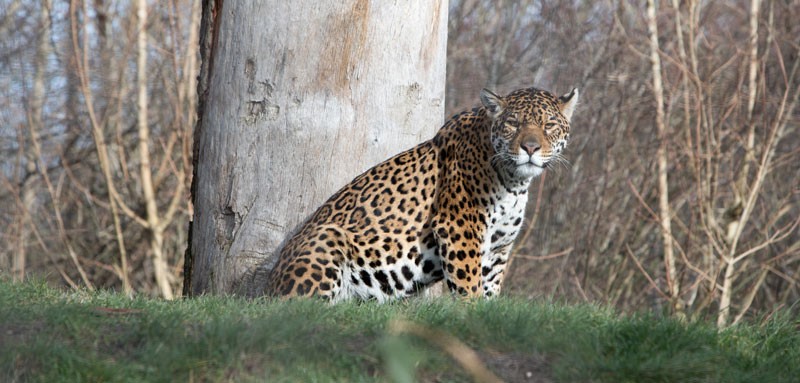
[505,120,519,129]
[544,122,557,132]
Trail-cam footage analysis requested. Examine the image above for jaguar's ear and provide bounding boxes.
[558,88,579,122]
[480,88,505,118]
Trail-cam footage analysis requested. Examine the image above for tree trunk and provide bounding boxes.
[646,0,683,316]
[17,0,53,282]
[186,1,448,296]
[135,0,174,300]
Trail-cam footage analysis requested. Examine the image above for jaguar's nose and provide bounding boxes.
[521,140,540,155]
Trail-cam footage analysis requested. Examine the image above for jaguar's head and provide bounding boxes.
[480,87,578,180]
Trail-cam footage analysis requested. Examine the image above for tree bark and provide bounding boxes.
[186,1,448,295]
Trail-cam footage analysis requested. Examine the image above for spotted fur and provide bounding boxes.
[265,87,578,302]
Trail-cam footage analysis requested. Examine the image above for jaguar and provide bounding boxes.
[265,86,578,302]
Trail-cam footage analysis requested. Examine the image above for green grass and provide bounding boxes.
[1,279,798,382]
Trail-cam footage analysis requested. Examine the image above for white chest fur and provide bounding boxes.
[480,188,528,295]
[485,189,528,252]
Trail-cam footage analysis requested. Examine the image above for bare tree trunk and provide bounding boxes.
[742,0,761,170]
[136,0,175,299]
[181,0,201,174]
[33,39,93,290]
[17,0,54,282]
[186,1,448,295]
[646,0,683,316]
[93,0,132,295]
[718,0,761,328]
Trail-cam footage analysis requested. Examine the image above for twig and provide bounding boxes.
[572,273,590,303]
[625,245,669,300]
[732,267,768,326]
[732,214,800,265]
[515,247,573,261]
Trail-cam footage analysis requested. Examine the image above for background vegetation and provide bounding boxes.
[1,0,798,327]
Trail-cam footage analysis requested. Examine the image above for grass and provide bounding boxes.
[1,279,798,382]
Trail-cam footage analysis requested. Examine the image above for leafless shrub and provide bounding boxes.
[0,0,198,297]
[448,0,799,325]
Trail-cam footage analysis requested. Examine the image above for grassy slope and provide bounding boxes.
[1,280,798,383]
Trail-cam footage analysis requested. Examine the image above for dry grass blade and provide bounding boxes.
[388,319,504,383]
